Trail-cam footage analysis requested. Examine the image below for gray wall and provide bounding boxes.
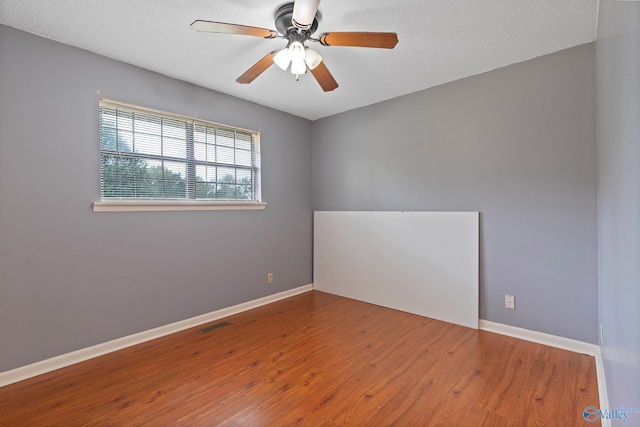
[0,21,602,374]
[0,25,312,372]
[312,44,598,343]
[597,1,640,408]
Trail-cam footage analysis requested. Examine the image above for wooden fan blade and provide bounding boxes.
[236,51,278,84]
[191,20,277,39]
[319,32,398,49]
[310,61,338,92]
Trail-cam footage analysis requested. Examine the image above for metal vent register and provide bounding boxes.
[197,321,233,334]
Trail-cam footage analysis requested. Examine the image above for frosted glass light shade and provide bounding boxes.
[273,48,291,70]
[289,42,307,75]
[304,47,322,70]
[291,58,307,75]
[289,42,305,61]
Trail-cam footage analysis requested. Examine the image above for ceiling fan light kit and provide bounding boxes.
[191,0,398,91]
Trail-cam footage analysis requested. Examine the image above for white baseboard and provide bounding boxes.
[480,319,608,425]
[479,320,600,356]
[0,284,313,388]
[594,351,611,427]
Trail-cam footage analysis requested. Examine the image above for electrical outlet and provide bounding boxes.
[505,294,515,310]
[267,273,273,284]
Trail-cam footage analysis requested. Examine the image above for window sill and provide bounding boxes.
[92,199,267,212]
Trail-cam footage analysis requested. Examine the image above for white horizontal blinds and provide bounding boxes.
[99,99,258,200]
[192,124,256,200]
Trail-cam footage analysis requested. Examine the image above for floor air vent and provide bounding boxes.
[197,321,232,334]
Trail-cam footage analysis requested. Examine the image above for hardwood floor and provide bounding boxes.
[0,290,600,426]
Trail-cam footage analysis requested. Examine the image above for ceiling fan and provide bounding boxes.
[191,0,398,92]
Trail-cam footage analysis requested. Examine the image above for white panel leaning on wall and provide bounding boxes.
[314,211,479,329]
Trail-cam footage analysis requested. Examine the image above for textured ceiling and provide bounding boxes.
[0,0,599,120]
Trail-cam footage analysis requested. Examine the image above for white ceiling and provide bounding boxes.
[0,0,599,121]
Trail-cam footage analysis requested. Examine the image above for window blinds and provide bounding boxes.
[99,99,259,201]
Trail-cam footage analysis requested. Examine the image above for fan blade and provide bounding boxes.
[319,32,398,49]
[191,20,277,39]
[310,61,338,92]
[236,51,278,84]
[292,0,321,29]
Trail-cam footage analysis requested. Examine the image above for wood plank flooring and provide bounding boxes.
[0,291,600,426]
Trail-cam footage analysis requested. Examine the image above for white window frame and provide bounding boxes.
[92,98,265,212]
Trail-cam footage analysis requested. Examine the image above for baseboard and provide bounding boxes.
[479,320,600,356]
[480,320,608,425]
[0,284,313,388]
[594,350,611,427]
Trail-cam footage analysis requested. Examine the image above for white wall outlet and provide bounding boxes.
[600,323,604,345]
[267,273,273,284]
[505,294,515,309]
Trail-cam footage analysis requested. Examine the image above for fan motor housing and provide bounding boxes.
[275,3,319,37]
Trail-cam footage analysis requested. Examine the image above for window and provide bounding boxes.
[93,99,264,212]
